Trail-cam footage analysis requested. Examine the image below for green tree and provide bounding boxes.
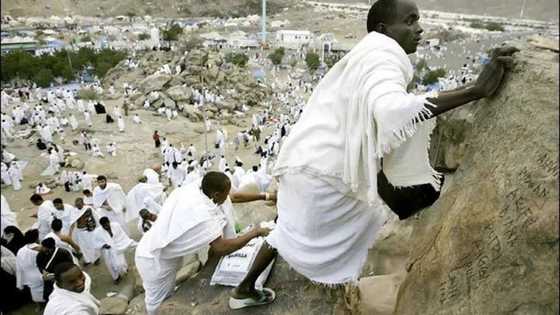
[268,47,285,65]
[305,52,320,72]
[33,69,54,87]
[225,52,249,67]
[138,33,150,40]
[162,24,184,41]
[422,68,447,85]
[415,58,428,72]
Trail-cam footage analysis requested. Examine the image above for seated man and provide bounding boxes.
[134,172,272,315]
[43,262,99,315]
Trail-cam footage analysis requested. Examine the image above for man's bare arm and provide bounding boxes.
[425,46,519,118]
[209,227,270,257]
[229,191,276,203]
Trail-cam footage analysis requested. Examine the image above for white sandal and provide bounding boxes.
[228,288,276,310]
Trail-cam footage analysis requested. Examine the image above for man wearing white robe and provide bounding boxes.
[133,114,142,124]
[92,175,128,234]
[16,240,45,303]
[230,0,517,306]
[1,195,18,236]
[1,162,11,185]
[47,148,61,175]
[69,114,79,130]
[98,217,137,282]
[83,110,93,128]
[218,156,227,173]
[143,165,161,184]
[46,218,81,258]
[31,194,57,240]
[117,115,125,132]
[168,162,186,188]
[80,171,94,191]
[106,142,117,157]
[125,181,165,222]
[92,144,104,158]
[39,124,53,143]
[135,172,270,315]
[8,162,22,190]
[69,204,102,265]
[187,144,197,160]
[43,263,100,315]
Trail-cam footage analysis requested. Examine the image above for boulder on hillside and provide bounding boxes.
[394,43,559,315]
[161,94,176,109]
[139,74,172,93]
[166,85,193,102]
[134,95,146,108]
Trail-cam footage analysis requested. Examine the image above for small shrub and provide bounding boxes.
[138,33,150,41]
[305,52,320,72]
[422,68,446,85]
[268,47,285,65]
[225,52,249,67]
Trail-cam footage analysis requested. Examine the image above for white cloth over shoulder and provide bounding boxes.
[143,168,160,184]
[125,183,164,222]
[1,195,18,236]
[272,31,441,204]
[267,32,441,285]
[136,181,228,264]
[43,271,100,315]
[16,244,44,302]
[93,183,127,212]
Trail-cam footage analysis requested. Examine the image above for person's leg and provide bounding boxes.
[232,241,277,299]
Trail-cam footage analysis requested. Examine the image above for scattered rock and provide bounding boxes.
[99,296,128,315]
[70,158,84,169]
[166,85,193,102]
[395,45,559,315]
[139,74,172,93]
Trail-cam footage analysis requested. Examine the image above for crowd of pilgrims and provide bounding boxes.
[0,70,308,312]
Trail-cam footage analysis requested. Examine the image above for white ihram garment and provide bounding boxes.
[100,222,137,280]
[43,272,100,315]
[16,244,45,302]
[125,182,164,221]
[269,32,441,285]
[1,195,18,236]
[135,181,235,314]
[93,183,128,234]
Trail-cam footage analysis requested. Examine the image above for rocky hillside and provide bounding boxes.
[1,0,288,18]
[392,40,559,314]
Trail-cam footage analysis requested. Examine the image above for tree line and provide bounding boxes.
[1,47,127,87]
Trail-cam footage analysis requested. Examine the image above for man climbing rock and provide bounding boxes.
[229,0,518,309]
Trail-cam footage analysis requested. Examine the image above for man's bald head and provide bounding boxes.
[367,0,401,33]
[151,163,161,173]
[366,0,423,54]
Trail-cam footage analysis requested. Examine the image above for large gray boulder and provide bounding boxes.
[139,74,172,93]
[166,85,193,102]
[394,44,559,315]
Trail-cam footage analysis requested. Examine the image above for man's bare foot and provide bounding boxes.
[231,287,259,300]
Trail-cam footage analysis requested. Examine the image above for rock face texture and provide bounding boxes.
[394,44,559,314]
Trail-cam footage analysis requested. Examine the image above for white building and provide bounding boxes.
[274,30,313,50]
[200,32,227,49]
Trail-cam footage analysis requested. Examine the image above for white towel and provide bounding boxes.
[43,272,100,315]
[273,31,441,205]
[140,181,228,271]
[125,182,164,222]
